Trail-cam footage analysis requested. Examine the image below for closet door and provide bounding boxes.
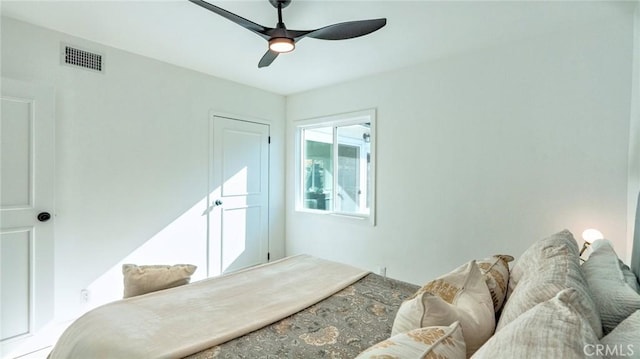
[208,115,270,275]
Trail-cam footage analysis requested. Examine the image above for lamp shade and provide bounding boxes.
[582,228,604,244]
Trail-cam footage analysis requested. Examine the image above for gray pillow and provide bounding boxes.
[581,239,640,334]
[600,310,640,359]
[620,260,640,293]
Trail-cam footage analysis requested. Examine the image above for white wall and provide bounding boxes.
[2,2,636,323]
[286,15,635,284]
[1,17,286,320]
[627,3,640,265]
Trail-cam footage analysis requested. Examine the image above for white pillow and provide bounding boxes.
[357,321,466,359]
[582,239,640,334]
[600,310,640,359]
[472,288,600,359]
[122,263,197,298]
[392,260,494,357]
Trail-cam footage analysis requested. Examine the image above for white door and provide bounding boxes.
[208,115,269,275]
[0,79,55,355]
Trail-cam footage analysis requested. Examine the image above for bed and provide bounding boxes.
[49,194,640,359]
[49,255,419,359]
[185,273,417,359]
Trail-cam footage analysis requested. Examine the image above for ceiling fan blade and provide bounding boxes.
[189,0,271,40]
[301,18,387,41]
[258,50,279,68]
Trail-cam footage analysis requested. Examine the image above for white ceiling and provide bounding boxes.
[1,0,635,95]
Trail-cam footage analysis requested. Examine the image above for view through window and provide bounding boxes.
[297,110,375,220]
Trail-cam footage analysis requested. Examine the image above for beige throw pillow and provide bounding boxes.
[477,255,512,313]
[357,321,466,359]
[472,288,601,359]
[122,263,197,298]
[581,239,640,334]
[393,261,495,357]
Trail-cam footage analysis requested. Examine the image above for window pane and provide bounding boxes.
[296,109,375,223]
[303,127,333,211]
[336,123,370,214]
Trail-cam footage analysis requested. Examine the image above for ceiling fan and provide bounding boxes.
[188,0,387,68]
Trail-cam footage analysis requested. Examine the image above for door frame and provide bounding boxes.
[206,111,271,277]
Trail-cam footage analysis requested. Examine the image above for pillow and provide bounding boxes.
[122,263,197,298]
[356,321,466,359]
[496,230,602,338]
[600,310,640,359]
[508,229,576,294]
[581,239,640,334]
[472,288,600,359]
[392,261,494,357]
[620,260,640,293]
[407,259,492,304]
[477,255,512,313]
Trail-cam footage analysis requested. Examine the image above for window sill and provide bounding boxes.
[295,208,374,225]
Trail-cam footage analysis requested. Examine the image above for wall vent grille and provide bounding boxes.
[63,45,103,72]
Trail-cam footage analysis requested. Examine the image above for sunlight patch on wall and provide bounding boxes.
[84,196,209,311]
[82,164,253,312]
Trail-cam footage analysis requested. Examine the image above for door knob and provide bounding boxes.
[214,200,223,206]
[37,212,51,222]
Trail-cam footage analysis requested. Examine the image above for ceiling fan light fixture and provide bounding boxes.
[269,37,295,53]
[189,0,387,67]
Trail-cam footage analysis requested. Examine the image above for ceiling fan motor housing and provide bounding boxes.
[269,0,291,9]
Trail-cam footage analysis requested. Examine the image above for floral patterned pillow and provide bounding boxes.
[356,321,466,359]
[477,255,513,312]
[392,261,495,357]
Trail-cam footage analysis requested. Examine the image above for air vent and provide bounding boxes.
[62,44,103,72]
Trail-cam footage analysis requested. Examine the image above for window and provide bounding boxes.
[295,109,375,223]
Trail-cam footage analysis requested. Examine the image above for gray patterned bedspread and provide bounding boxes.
[184,273,419,359]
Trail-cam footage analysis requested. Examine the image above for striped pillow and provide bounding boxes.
[496,230,602,338]
[582,239,640,334]
[472,288,600,358]
[508,229,576,294]
[600,310,640,355]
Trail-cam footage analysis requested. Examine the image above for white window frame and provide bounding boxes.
[294,109,376,225]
